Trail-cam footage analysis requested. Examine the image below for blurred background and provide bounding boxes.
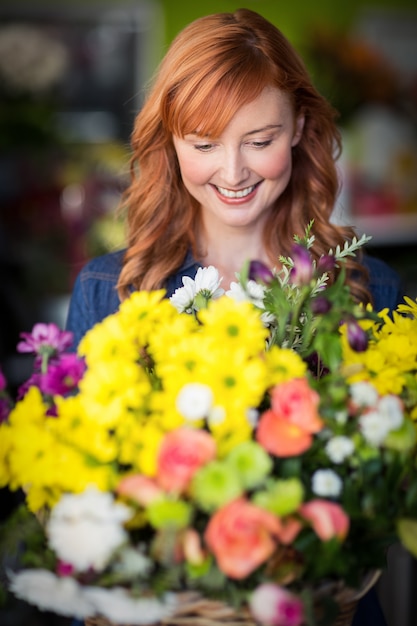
[0,0,416,624]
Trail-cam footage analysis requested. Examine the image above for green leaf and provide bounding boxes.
[397,518,417,557]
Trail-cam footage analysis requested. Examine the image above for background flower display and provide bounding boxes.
[1,228,417,626]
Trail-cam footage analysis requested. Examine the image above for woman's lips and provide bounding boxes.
[212,182,261,203]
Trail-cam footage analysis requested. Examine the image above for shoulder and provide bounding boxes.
[362,254,403,312]
[77,249,125,282]
[65,250,125,349]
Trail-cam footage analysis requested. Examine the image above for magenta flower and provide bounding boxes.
[249,260,274,285]
[311,296,332,315]
[0,368,6,391]
[317,254,336,275]
[250,583,304,626]
[40,354,86,396]
[289,244,313,286]
[17,324,73,356]
[346,319,369,352]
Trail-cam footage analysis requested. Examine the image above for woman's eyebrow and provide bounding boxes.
[244,124,282,136]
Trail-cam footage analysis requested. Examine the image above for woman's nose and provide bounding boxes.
[220,149,250,187]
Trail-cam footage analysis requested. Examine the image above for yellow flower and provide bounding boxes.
[198,297,268,355]
[264,346,307,386]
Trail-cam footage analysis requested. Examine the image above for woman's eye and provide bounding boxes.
[194,143,214,152]
[250,140,272,148]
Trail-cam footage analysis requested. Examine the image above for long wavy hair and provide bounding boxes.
[117,8,370,304]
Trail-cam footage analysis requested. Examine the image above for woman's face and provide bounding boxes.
[172,86,304,233]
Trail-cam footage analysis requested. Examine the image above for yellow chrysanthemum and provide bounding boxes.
[78,358,151,427]
[78,313,139,364]
[52,395,118,463]
[264,346,307,385]
[198,297,268,355]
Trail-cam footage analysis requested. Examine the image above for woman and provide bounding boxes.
[67,9,400,624]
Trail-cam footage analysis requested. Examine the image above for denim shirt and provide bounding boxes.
[66,248,403,350]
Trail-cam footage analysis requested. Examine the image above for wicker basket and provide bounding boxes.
[85,571,381,626]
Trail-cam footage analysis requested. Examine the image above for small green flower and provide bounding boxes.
[147,497,192,530]
[225,441,272,490]
[253,478,304,516]
[191,461,243,512]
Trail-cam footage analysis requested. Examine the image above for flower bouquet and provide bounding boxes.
[1,225,417,626]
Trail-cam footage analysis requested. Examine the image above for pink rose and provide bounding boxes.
[205,498,282,579]
[250,583,304,626]
[257,378,323,457]
[299,499,350,541]
[157,428,217,493]
[116,474,163,506]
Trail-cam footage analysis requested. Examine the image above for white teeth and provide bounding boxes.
[216,184,256,198]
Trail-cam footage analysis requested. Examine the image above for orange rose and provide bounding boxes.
[299,499,350,541]
[257,378,323,457]
[157,428,217,493]
[205,498,282,579]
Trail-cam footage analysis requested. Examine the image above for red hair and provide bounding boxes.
[117,9,370,303]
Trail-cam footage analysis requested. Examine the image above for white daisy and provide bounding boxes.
[169,276,197,313]
[312,469,343,497]
[377,394,404,431]
[47,487,132,572]
[83,586,177,625]
[194,265,224,299]
[325,436,355,464]
[359,410,391,446]
[176,382,213,420]
[350,381,379,408]
[8,569,94,618]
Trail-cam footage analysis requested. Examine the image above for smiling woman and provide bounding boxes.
[63,12,403,624]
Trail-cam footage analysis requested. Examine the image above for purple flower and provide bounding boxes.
[248,260,274,285]
[346,320,369,352]
[289,244,313,286]
[317,254,336,275]
[311,296,332,315]
[250,583,304,626]
[17,323,73,356]
[40,354,86,396]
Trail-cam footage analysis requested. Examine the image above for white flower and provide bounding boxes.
[113,546,152,579]
[194,266,224,298]
[47,487,132,572]
[312,469,343,497]
[170,266,224,313]
[84,586,177,625]
[8,569,94,618]
[226,279,265,308]
[350,381,379,408]
[176,382,213,420]
[207,405,226,426]
[359,410,391,446]
[378,395,404,431]
[325,436,355,463]
[170,276,197,313]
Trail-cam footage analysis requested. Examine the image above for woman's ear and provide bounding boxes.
[291,115,305,147]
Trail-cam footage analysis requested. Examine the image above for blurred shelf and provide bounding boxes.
[353,213,417,246]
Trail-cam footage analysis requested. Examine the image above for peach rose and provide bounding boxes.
[299,499,350,541]
[257,378,323,457]
[116,474,163,506]
[157,428,217,493]
[205,498,282,579]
